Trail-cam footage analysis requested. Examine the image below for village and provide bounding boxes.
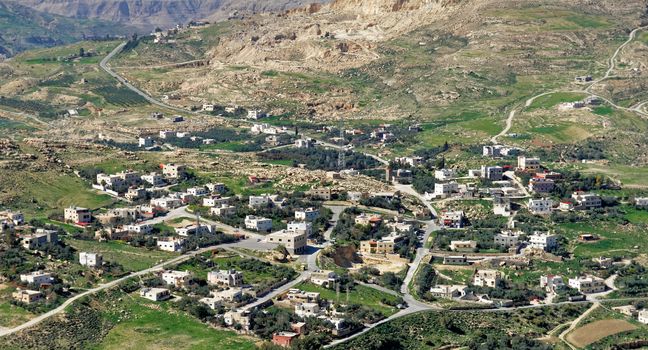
[2,116,648,348]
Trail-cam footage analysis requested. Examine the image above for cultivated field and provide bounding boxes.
[566,319,637,348]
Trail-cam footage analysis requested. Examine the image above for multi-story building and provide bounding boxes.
[441,211,464,228]
[517,156,541,171]
[428,182,459,199]
[638,310,648,324]
[12,289,42,304]
[540,275,564,291]
[266,229,307,255]
[123,223,153,234]
[187,187,208,196]
[528,177,555,193]
[481,165,504,181]
[528,232,558,251]
[64,206,92,225]
[528,198,553,215]
[494,231,520,248]
[208,269,243,287]
[571,191,602,209]
[141,172,165,187]
[434,168,457,181]
[473,270,502,288]
[150,197,182,209]
[210,204,236,217]
[161,163,187,179]
[295,208,319,222]
[493,196,511,217]
[203,196,230,207]
[359,239,395,255]
[20,271,54,285]
[244,215,273,232]
[0,210,24,226]
[175,223,215,236]
[162,270,192,288]
[96,173,127,192]
[21,229,59,250]
[287,221,312,236]
[79,252,103,267]
[206,183,226,193]
[568,276,605,294]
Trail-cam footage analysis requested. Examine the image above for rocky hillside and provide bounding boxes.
[0,2,133,57]
[13,0,320,31]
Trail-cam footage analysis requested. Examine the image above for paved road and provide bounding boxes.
[490,25,648,145]
[0,242,229,337]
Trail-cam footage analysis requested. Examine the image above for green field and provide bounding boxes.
[527,92,587,110]
[66,239,177,272]
[295,282,399,316]
[558,222,645,258]
[94,297,256,350]
[0,285,34,327]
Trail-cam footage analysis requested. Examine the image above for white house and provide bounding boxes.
[528,198,553,215]
[141,172,165,187]
[79,252,103,267]
[434,169,456,181]
[124,223,153,234]
[287,221,313,236]
[528,232,558,251]
[20,271,54,285]
[295,208,319,222]
[140,287,171,301]
[568,276,605,294]
[244,215,273,232]
[187,187,209,196]
[638,310,648,324]
[428,182,459,199]
[206,183,226,193]
[571,191,602,209]
[540,275,564,291]
[203,196,230,207]
[162,270,192,288]
[208,269,243,287]
[157,238,184,252]
[473,270,502,288]
[481,165,504,181]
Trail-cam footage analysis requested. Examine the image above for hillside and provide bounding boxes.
[0,2,134,57]
[13,0,321,31]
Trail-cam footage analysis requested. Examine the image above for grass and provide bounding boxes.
[66,239,177,272]
[94,296,256,350]
[557,222,645,258]
[0,284,35,327]
[527,92,586,110]
[294,282,399,317]
[578,163,648,187]
[567,319,637,348]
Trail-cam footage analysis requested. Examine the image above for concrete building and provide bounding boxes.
[140,287,171,301]
[208,269,243,287]
[434,169,457,181]
[473,270,502,288]
[248,195,271,208]
[528,177,555,193]
[79,252,103,267]
[450,240,477,252]
[20,271,54,285]
[528,232,558,251]
[206,183,226,193]
[139,136,153,148]
[0,210,24,226]
[266,229,307,255]
[210,204,236,217]
[157,237,185,252]
[493,196,511,217]
[224,310,251,330]
[244,215,273,232]
[287,221,312,236]
[161,163,187,179]
[12,289,42,304]
[175,223,215,236]
[310,270,337,287]
[481,165,504,181]
[295,138,315,148]
[443,255,468,265]
[21,230,58,250]
[571,191,602,209]
[203,196,230,207]
[150,197,182,209]
[441,211,464,228]
[162,270,192,288]
[429,285,468,299]
[568,276,605,294]
[187,187,208,196]
[638,310,648,324]
[494,231,520,248]
[517,156,541,171]
[359,239,395,255]
[64,206,92,225]
[141,172,165,187]
[528,198,553,215]
[272,332,299,348]
[124,223,153,234]
[355,213,383,226]
[428,182,459,199]
[295,208,319,222]
[295,302,320,318]
[540,275,565,291]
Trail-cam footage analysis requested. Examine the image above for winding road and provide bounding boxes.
[491,25,648,144]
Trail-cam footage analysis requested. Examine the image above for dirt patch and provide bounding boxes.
[566,319,637,348]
